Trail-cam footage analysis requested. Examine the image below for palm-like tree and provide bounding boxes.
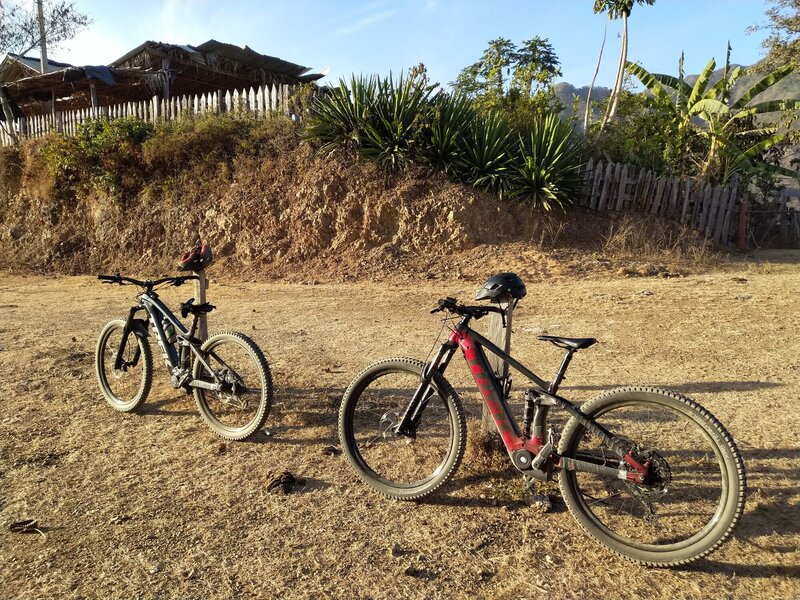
[594,0,656,130]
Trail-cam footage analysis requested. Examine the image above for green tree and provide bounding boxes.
[512,36,562,99]
[453,36,562,125]
[593,0,656,129]
[453,37,517,111]
[747,0,799,70]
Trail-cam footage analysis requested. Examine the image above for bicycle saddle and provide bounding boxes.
[537,335,597,350]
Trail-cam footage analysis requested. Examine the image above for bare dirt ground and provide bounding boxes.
[1,259,798,599]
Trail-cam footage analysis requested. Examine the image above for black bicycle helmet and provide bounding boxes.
[475,272,527,301]
[178,243,214,272]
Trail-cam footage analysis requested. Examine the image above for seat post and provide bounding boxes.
[549,349,575,394]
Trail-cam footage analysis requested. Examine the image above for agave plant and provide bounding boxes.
[304,75,377,155]
[422,92,476,175]
[626,53,800,182]
[359,73,433,171]
[510,113,585,210]
[455,112,515,196]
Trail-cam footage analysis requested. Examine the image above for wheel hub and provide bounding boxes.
[627,450,672,500]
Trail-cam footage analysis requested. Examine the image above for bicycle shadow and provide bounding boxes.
[560,381,784,394]
[138,395,197,417]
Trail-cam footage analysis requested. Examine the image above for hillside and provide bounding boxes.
[0,121,715,283]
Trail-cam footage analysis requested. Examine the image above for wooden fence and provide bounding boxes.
[0,83,297,146]
[578,159,741,247]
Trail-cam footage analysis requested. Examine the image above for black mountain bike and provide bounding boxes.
[339,296,746,566]
[95,273,273,441]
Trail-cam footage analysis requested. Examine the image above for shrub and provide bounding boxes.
[304,75,378,156]
[359,74,432,171]
[455,112,515,197]
[305,72,588,208]
[37,116,154,197]
[510,113,585,210]
[422,93,475,176]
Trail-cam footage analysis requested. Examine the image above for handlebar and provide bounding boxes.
[431,297,505,322]
[98,273,199,291]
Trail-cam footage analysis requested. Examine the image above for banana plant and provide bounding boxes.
[626,53,800,183]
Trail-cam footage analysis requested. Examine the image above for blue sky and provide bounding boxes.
[48,0,774,89]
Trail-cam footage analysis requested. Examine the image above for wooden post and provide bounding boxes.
[482,293,514,437]
[194,269,209,340]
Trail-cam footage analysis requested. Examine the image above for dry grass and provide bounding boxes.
[1,263,799,599]
[601,214,719,266]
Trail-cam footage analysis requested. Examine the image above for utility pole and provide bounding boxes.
[36,0,48,73]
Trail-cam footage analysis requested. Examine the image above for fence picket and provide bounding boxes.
[615,164,629,210]
[720,175,739,246]
[679,180,692,223]
[703,185,723,233]
[581,158,594,207]
[713,186,731,244]
[589,160,603,209]
[598,161,614,210]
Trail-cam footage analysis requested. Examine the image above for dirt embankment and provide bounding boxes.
[0,132,713,282]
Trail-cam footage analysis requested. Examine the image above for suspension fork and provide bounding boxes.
[394,341,459,437]
[113,305,143,370]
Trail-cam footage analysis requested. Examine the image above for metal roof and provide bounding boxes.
[0,53,74,82]
[8,54,74,73]
[111,39,324,83]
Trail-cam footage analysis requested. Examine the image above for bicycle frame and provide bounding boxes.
[397,318,650,484]
[114,292,219,392]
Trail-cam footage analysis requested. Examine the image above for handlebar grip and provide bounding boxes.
[431,297,458,314]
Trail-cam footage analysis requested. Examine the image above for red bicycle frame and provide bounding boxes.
[396,316,650,484]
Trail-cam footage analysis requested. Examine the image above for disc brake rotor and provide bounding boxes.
[379,411,399,439]
[626,450,672,501]
[216,368,247,409]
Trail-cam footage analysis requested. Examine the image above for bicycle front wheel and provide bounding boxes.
[558,386,746,566]
[95,318,153,412]
[192,332,273,441]
[338,358,466,500]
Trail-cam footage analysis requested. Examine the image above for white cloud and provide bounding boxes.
[334,9,396,38]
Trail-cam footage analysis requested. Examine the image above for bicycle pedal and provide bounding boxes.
[530,441,552,470]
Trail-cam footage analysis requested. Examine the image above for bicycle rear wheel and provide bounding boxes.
[95,318,152,412]
[338,358,466,500]
[192,332,273,441]
[558,386,746,566]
